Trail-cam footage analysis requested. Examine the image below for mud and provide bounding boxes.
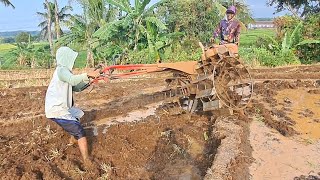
[0,96,249,179]
[251,65,320,80]
[0,65,319,179]
[294,173,320,180]
[0,73,251,179]
[246,79,320,138]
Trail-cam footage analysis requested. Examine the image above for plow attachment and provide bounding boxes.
[90,43,253,112]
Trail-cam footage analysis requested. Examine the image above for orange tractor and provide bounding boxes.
[90,43,253,113]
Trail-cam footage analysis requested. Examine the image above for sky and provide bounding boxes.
[0,0,288,32]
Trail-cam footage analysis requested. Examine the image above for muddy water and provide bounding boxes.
[275,88,320,140]
[85,102,163,135]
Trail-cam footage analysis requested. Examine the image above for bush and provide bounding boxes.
[296,41,320,64]
[273,15,300,40]
[128,49,153,64]
[161,45,202,62]
[15,32,32,43]
[240,47,300,67]
[126,39,203,64]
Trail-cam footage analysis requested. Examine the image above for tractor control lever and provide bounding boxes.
[79,64,105,92]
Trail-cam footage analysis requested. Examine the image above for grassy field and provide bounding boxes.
[240,28,276,47]
[0,43,16,51]
[0,44,16,68]
[0,42,87,69]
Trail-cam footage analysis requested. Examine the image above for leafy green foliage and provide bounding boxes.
[239,47,300,67]
[281,22,303,51]
[15,32,32,43]
[0,42,52,69]
[240,19,319,67]
[304,14,320,39]
[296,40,320,64]
[255,22,304,55]
[157,0,220,43]
[37,1,72,40]
[267,0,319,17]
[4,0,317,69]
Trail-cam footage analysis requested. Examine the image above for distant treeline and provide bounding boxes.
[254,18,273,21]
[0,18,273,39]
[0,31,40,38]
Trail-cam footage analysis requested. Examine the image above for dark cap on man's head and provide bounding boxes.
[226,5,236,14]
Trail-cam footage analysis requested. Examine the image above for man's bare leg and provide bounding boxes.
[78,137,89,161]
[69,136,78,145]
[78,137,98,172]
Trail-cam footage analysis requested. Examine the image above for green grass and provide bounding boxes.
[0,41,88,69]
[74,51,87,68]
[0,44,16,68]
[0,43,16,51]
[240,29,276,47]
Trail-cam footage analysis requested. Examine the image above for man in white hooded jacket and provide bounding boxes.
[45,46,100,164]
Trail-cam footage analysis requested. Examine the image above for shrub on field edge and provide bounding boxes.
[240,48,300,67]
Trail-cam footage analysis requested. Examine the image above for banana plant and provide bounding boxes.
[260,21,304,53]
[281,21,303,52]
[37,1,73,40]
[94,0,169,51]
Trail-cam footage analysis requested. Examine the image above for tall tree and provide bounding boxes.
[37,1,72,40]
[54,0,61,39]
[45,0,54,58]
[0,0,14,8]
[268,0,320,18]
[15,32,31,43]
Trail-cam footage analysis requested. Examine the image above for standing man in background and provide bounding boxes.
[211,6,241,45]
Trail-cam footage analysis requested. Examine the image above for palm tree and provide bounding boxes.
[37,1,72,40]
[0,0,14,8]
[45,0,54,58]
[37,2,54,40]
[54,0,61,39]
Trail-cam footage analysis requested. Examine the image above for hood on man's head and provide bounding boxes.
[56,46,78,70]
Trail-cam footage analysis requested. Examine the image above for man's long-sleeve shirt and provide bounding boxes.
[213,19,241,45]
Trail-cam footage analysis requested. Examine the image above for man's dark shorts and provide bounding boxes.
[51,119,85,140]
